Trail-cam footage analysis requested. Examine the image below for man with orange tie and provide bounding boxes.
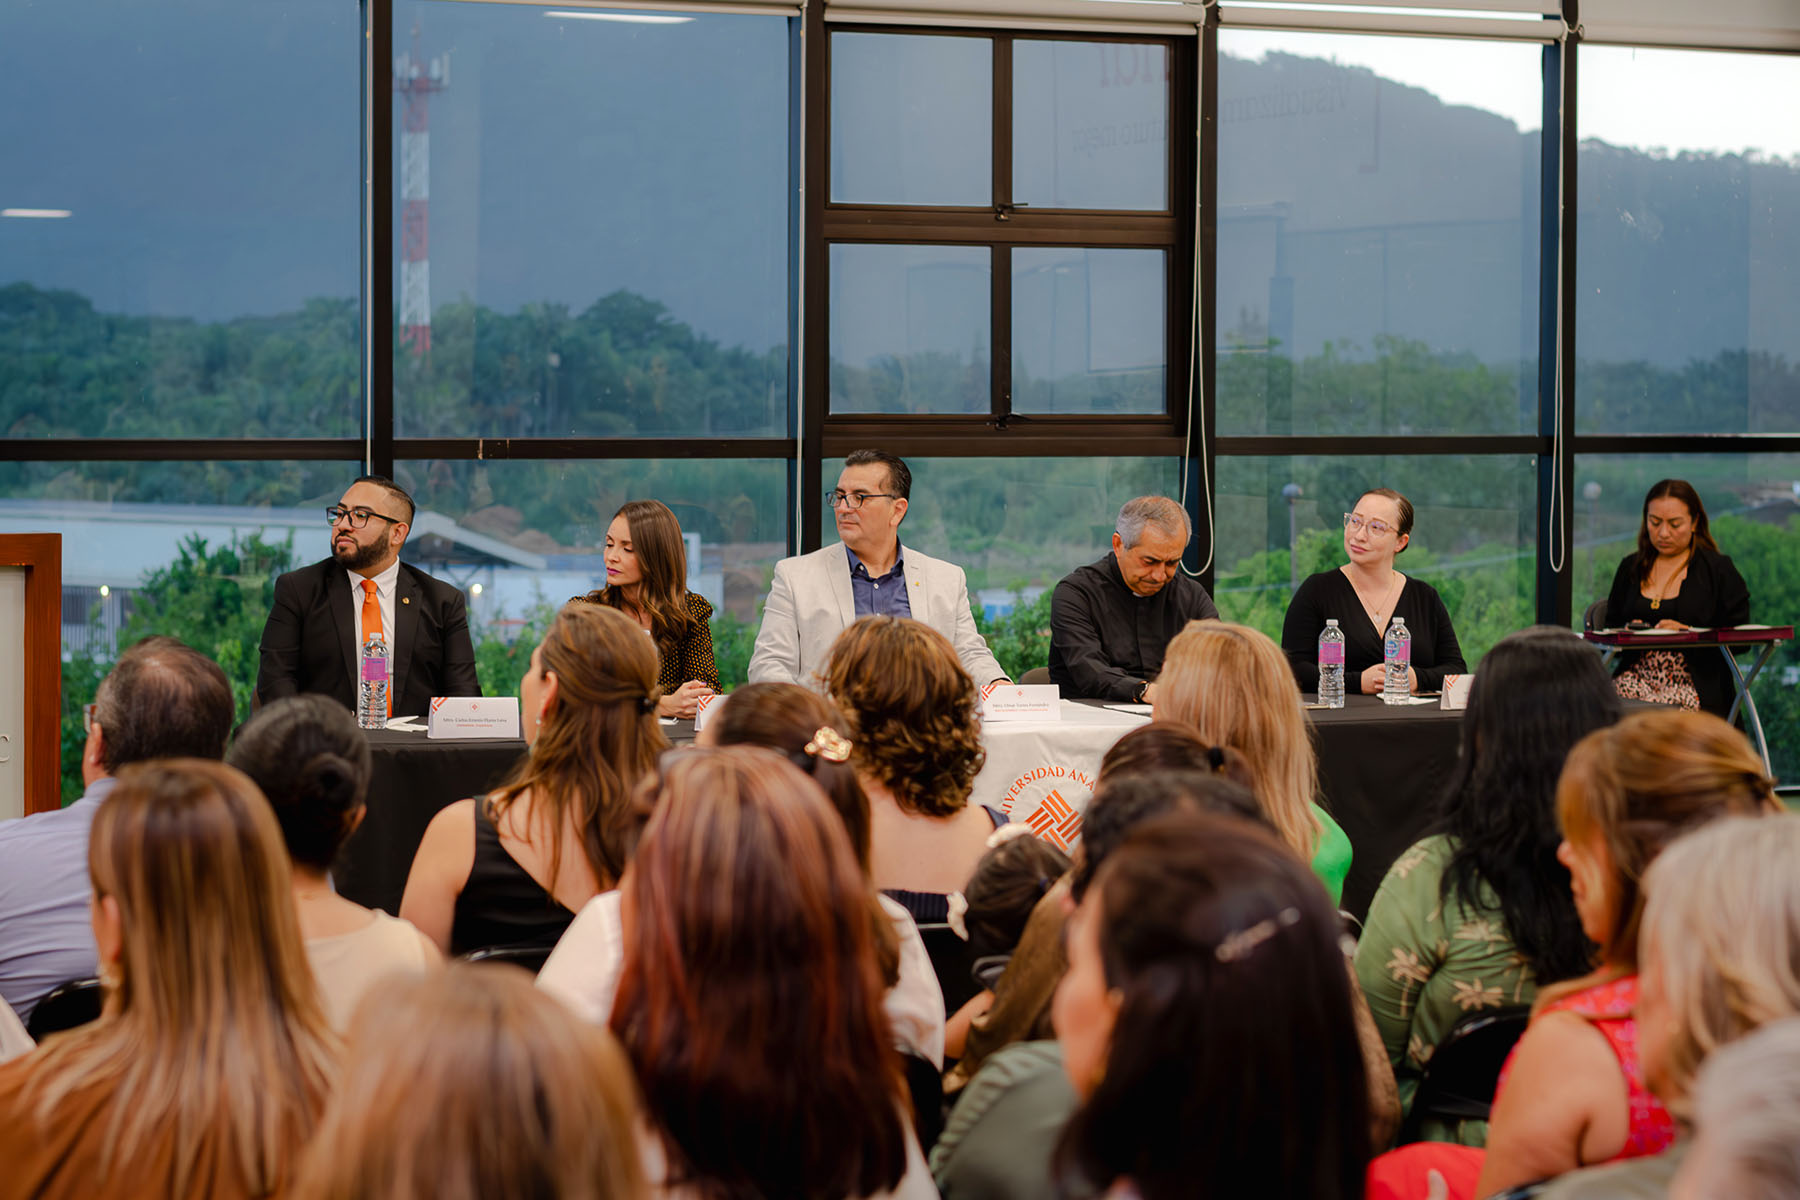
[256,475,480,718]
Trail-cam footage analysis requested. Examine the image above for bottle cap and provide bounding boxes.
[1325,618,1338,627]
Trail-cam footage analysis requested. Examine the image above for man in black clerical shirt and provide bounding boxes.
[1047,496,1219,702]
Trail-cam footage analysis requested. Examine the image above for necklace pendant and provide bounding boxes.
[1650,597,1660,611]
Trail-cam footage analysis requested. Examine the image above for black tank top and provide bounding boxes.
[449,800,578,957]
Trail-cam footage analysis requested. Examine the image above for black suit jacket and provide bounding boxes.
[256,558,482,718]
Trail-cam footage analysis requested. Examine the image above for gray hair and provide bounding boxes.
[1682,1018,1800,1199]
[1115,496,1191,550]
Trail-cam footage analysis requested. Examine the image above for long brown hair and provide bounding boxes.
[1155,620,1323,858]
[24,760,337,1196]
[826,615,985,818]
[586,499,698,656]
[491,601,668,892]
[294,963,645,1200]
[710,682,901,984]
[1634,478,1719,582]
[1553,709,1778,991]
[613,747,909,1199]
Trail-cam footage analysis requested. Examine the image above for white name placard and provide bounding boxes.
[693,691,723,733]
[427,696,522,740]
[979,683,1061,722]
[1440,674,1474,711]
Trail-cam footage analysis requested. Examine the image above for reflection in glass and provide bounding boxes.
[1012,248,1164,414]
[391,2,789,438]
[1213,454,1536,670]
[0,1,360,437]
[1215,31,1542,436]
[831,32,991,207]
[829,244,990,414]
[1573,453,1800,779]
[1014,40,1169,211]
[1576,48,1800,435]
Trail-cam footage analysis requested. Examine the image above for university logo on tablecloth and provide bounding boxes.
[1003,764,1096,853]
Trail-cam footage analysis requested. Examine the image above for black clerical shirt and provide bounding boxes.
[1047,554,1221,701]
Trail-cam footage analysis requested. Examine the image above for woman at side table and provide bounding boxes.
[1282,488,1466,696]
[1601,479,1749,716]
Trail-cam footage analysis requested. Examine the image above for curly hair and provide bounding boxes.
[824,616,985,818]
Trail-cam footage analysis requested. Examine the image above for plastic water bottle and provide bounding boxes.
[1382,617,1411,703]
[1317,619,1345,708]
[357,634,391,730]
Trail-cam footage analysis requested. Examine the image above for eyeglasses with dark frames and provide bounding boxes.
[826,489,899,510]
[325,505,404,530]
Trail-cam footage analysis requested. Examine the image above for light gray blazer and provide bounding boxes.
[747,543,1007,690]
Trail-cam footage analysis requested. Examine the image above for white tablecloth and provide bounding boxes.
[971,701,1150,852]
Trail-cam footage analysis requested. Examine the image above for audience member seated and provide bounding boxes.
[826,616,1003,926]
[1356,627,1622,1145]
[228,695,440,1029]
[1152,620,1354,903]
[293,962,645,1200]
[1539,815,1800,1198]
[541,682,946,1069]
[0,760,337,1199]
[1367,708,1780,1199]
[610,747,936,1198]
[573,499,719,719]
[942,826,1071,1061]
[1046,496,1219,702]
[749,449,1007,689]
[1669,1019,1800,1200]
[1053,812,1370,1200]
[401,602,667,955]
[0,636,233,1025]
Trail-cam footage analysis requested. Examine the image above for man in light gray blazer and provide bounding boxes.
[748,450,1009,689]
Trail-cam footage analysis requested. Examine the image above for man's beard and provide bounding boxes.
[333,536,388,571]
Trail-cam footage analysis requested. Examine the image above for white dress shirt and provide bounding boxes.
[346,558,400,649]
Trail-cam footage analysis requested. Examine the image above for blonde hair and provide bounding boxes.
[293,963,645,1200]
[25,760,337,1196]
[1640,815,1800,1114]
[1155,620,1322,858]
[1555,709,1779,980]
[493,601,669,891]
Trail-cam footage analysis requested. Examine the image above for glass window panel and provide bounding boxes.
[1013,40,1169,211]
[0,460,361,804]
[829,244,990,414]
[392,3,789,438]
[1012,248,1164,413]
[1576,48,1800,434]
[1573,454,1800,780]
[830,33,991,207]
[900,456,1182,678]
[0,1,360,438]
[1215,31,1542,436]
[1213,455,1536,670]
[398,459,788,691]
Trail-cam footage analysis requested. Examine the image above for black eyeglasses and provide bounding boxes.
[826,489,899,510]
[326,505,403,530]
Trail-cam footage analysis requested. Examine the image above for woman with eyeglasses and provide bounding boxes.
[1281,488,1466,697]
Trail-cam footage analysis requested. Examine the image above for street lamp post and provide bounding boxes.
[1282,483,1304,593]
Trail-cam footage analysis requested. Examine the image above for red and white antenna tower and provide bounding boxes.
[395,27,448,357]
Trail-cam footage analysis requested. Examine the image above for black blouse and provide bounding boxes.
[1601,545,1750,717]
[1281,570,1467,695]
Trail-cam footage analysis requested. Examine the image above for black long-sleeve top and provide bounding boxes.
[1047,554,1220,701]
[1602,545,1750,717]
[1281,569,1466,695]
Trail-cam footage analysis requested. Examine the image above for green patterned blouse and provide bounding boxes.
[1353,834,1536,1146]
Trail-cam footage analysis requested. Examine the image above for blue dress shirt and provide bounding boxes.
[0,776,112,1023]
[848,545,914,620]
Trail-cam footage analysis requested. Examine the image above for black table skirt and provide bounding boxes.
[1307,696,1463,920]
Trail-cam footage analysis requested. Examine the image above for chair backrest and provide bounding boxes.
[1583,598,1610,631]
[1020,667,1053,686]
[26,977,105,1041]
[914,922,984,1015]
[461,945,554,976]
[1399,1006,1531,1144]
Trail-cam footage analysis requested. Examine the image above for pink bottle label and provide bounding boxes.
[1319,643,1344,666]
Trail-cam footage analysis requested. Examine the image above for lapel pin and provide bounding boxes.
[402,596,411,605]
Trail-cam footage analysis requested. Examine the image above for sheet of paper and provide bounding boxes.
[1102,703,1154,715]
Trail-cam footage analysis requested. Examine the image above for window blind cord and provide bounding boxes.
[1180,3,1215,578]
[1547,10,1575,575]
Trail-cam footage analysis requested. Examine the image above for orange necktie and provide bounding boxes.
[361,579,389,716]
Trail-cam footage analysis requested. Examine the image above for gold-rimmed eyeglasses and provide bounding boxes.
[1343,513,1397,538]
